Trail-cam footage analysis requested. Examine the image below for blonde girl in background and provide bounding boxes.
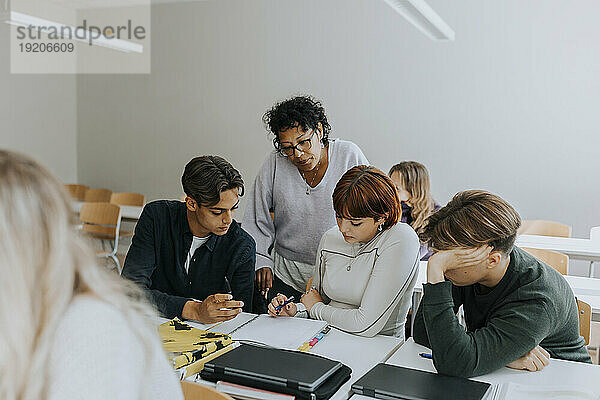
[389,161,441,260]
[0,150,182,400]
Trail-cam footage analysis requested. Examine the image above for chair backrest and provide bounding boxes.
[64,184,89,201]
[79,202,121,240]
[521,248,569,275]
[180,381,234,400]
[84,188,113,202]
[576,299,591,346]
[110,192,146,206]
[518,220,572,238]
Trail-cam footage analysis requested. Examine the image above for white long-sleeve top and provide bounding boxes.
[309,223,420,338]
[47,296,183,400]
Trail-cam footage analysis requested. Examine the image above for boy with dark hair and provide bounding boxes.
[413,190,591,378]
[122,156,256,322]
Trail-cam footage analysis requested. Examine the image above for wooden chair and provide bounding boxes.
[84,188,113,202]
[518,220,572,238]
[79,202,122,271]
[110,192,146,206]
[109,192,145,239]
[180,381,234,400]
[577,299,591,346]
[64,184,88,201]
[521,248,569,275]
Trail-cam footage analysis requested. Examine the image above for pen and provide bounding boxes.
[419,352,433,360]
[305,278,313,293]
[223,276,232,294]
[274,296,295,312]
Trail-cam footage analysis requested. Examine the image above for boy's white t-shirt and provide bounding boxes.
[184,235,210,273]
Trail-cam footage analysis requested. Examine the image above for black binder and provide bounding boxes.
[352,363,491,400]
[201,344,351,400]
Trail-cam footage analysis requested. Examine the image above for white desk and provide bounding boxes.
[164,314,402,400]
[360,338,600,399]
[72,200,143,221]
[564,275,600,321]
[516,234,600,263]
[411,261,600,322]
[310,329,403,400]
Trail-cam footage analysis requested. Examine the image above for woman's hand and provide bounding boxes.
[256,267,273,295]
[300,288,323,313]
[268,294,297,317]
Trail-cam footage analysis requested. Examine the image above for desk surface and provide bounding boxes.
[413,261,600,315]
[310,329,403,400]
[162,314,402,400]
[516,234,600,261]
[72,200,143,220]
[376,339,600,397]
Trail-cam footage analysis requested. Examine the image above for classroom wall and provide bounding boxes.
[0,20,78,183]
[76,0,600,251]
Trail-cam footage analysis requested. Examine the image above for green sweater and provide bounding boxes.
[413,246,591,378]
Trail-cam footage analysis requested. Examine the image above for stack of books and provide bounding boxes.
[158,318,238,378]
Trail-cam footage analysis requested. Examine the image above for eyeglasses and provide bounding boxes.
[279,130,316,157]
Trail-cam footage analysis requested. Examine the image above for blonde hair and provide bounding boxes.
[0,150,161,400]
[388,161,435,235]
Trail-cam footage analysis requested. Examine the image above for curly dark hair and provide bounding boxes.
[262,95,331,152]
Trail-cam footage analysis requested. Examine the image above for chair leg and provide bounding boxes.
[109,253,121,273]
[410,292,421,336]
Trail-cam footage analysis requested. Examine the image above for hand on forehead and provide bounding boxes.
[432,245,493,269]
[452,245,493,256]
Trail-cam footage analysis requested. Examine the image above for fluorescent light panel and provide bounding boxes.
[383,0,455,41]
[6,11,143,53]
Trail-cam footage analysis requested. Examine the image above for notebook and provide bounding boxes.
[351,363,491,400]
[203,344,343,391]
[215,381,295,400]
[208,313,328,350]
[494,382,600,400]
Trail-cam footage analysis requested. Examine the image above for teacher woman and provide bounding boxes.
[243,95,368,304]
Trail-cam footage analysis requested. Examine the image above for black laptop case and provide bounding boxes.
[201,344,351,400]
[352,363,491,400]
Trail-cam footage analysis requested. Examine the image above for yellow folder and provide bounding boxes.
[159,318,233,370]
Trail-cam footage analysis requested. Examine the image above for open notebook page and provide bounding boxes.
[496,383,600,400]
[230,314,328,350]
[179,312,328,350]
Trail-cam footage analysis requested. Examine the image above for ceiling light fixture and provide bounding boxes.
[382,0,455,41]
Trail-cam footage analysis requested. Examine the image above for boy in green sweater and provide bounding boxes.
[413,190,591,378]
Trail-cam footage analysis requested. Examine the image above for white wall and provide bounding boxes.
[0,22,78,182]
[76,0,600,243]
